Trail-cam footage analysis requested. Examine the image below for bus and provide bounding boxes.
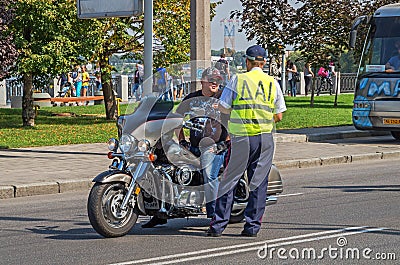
[349,3,400,140]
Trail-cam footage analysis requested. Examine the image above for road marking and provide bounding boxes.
[276,192,304,197]
[109,226,386,265]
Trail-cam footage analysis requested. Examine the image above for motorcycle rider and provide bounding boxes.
[142,67,230,228]
[207,45,286,237]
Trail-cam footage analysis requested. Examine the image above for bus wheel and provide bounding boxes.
[390,131,400,140]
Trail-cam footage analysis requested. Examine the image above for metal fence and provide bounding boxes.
[339,73,358,93]
[4,72,358,105]
[5,76,120,104]
[287,72,357,95]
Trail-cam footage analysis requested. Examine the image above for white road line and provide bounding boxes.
[276,193,304,197]
[151,227,386,265]
[109,226,382,265]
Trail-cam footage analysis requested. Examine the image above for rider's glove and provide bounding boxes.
[179,139,190,149]
[215,141,228,154]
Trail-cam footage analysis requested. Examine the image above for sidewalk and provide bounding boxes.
[0,126,399,199]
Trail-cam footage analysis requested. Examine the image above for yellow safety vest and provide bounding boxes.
[229,70,276,136]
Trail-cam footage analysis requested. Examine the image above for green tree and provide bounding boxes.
[153,0,191,68]
[10,0,94,126]
[231,0,295,58]
[152,0,222,68]
[0,0,18,80]
[90,17,143,120]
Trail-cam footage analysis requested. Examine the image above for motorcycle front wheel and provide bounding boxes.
[88,182,138,238]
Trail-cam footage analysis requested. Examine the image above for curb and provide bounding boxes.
[0,179,93,200]
[307,130,390,142]
[2,150,400,200]
[274,151,400,169]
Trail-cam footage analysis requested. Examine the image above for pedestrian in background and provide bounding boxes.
[72,65,82,98]
[269,57,282,89]
[173,73,184,100]
[95,71,102,92]
[207,45,286,237]
[167,72,174,100]
[81,65,90,97]
[215,53,230,86]
[303,62,314,96]
[286,60,297,97]
[132,64,142,101]
[154,67,168,100]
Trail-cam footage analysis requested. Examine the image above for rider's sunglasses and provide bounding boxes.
[207,78,222,85]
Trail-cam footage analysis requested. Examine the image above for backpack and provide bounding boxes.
[71,71,78,79]
[293,72,300,82]
[317,67,328,77]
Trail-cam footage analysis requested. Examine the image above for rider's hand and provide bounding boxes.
[179,139,190,149]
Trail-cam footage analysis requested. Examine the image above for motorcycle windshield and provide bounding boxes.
[121,96,182,136]
[121,64,189,136]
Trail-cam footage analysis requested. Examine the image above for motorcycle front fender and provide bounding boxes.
[92,170,132,184]
[92,170,147,215]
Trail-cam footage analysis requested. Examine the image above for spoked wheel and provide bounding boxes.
[229,174,249,223]
[88,182,138,238]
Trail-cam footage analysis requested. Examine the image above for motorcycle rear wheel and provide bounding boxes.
[88,182,138,238]
[229,175,249,224]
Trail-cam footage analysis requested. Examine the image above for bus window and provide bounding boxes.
[359,17,400,75]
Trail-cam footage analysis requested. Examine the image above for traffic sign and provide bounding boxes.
[77,0,143,19]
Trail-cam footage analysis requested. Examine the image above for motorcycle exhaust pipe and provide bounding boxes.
[231,195,278,211]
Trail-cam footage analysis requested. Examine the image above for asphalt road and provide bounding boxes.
[0,159,399,265]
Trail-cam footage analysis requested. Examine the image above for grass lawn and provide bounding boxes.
[0,94,354,149]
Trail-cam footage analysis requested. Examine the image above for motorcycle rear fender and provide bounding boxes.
[267,164,283,195]
[92,170,146,215]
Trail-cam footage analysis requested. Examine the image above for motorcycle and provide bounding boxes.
[87,90,283,238]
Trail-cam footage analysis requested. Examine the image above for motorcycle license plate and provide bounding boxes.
[383,118,400,125]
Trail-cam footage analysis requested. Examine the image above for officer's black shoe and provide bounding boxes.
[206,228,222,237]
[240,230,257,237]
[141,216,167,228]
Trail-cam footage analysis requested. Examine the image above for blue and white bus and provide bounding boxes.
[349,4,400,140]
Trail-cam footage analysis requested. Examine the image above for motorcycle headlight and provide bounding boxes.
[107,138,119,151]
[119,134,136,154]
[137,139,150,152]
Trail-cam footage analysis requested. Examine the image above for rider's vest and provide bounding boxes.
[229,70,276,136]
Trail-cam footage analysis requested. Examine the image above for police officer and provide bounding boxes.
[207,45,286,237]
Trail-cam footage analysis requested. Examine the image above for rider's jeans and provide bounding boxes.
[199,144,226,218]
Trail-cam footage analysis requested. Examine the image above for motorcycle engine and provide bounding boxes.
[175,166,194,186]
[159,164,203,186]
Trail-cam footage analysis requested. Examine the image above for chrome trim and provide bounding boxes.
[231,196,278,211]
[120,161,149,210]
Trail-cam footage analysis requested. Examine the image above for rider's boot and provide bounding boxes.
[141,216,167,228]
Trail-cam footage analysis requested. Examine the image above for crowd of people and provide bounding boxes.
[57,64,102,101]
[268,58,337,97]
